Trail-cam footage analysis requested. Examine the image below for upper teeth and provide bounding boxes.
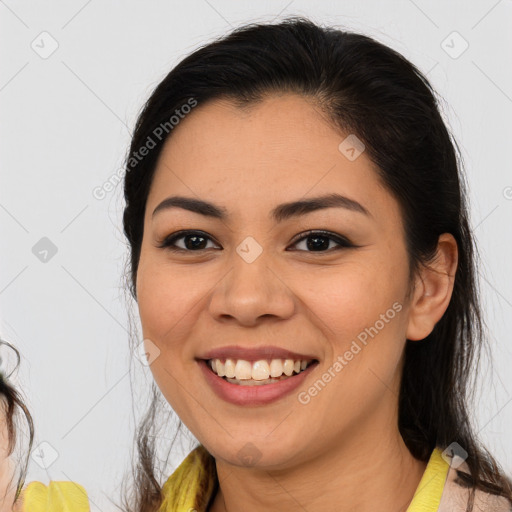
[209,358,311,380]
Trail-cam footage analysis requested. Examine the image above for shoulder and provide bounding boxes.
[439,459,512,512]
[16,480,90,511]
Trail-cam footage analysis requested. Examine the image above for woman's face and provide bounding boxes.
[136,94,419,468]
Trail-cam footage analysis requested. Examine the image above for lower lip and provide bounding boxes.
[198,359,319,406]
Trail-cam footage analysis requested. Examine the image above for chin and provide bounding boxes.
[206,436,302,470]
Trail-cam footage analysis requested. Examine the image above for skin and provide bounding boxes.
[136,93,458,512]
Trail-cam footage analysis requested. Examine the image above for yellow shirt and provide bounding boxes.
[17,445,512,511]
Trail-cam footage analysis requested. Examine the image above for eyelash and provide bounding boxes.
[157,229,355,253]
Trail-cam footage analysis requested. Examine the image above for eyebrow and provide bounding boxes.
[152,193,372,222]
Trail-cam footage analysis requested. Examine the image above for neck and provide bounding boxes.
[209,412,427,512]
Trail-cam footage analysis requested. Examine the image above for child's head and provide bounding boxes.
[0,340,34,511]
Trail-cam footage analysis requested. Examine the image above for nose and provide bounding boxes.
[207,247,296,327]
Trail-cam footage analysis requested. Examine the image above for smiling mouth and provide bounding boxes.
[204,357,318,386]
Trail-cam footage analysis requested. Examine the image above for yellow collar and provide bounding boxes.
[158,444,217,512]
[407,447,450,511]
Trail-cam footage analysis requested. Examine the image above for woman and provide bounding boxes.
[18,16,512,512]
[120,15,512,512]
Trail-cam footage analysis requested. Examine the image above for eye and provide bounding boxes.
[287,230,354,252]
[157,229,354,253]
[157,230,220,252]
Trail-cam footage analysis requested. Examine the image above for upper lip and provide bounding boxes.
[197,345,318,362]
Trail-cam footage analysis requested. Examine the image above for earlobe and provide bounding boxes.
[406,233,458,341]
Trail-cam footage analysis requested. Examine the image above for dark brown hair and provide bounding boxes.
[119,16,512,512]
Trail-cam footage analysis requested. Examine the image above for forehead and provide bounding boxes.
[147,94,399,226]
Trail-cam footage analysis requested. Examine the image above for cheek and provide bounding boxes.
[302,260,405,339]
[135,259,200,414]
[298,269,407,422]
[136,256,219,385]
[136,258,197,341]
[298,258,409,404]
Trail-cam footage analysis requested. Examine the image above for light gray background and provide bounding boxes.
[1,1,511,510]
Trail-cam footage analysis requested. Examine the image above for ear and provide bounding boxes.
[406,233,458,341]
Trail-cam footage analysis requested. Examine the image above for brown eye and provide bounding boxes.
[288,230,354,252]
[157,230,220,252]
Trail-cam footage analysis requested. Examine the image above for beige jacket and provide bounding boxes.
[438,459,512,512]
